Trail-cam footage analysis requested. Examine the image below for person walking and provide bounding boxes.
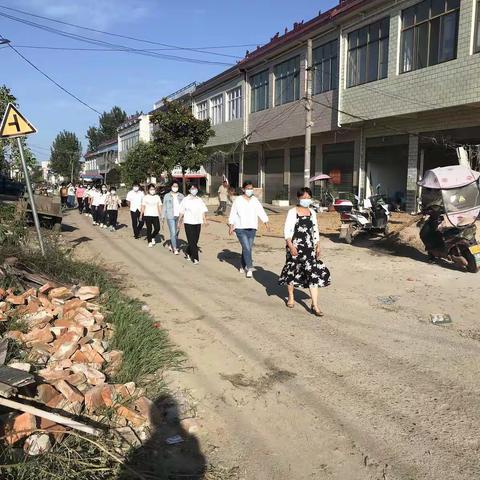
[97,184,108,228]
[83,185,92,217]
[279,187,330,316]
[178,185,208,264]
[90,185,101,225]
[140,184,162,247]
[59,183,68,210]
[215,180,229,216]
[228,180,269,278]
[126,182,145,239]
[105,186,122,231]
[67,183,76,209]
[76,184,85,214]
[162,181,184,254]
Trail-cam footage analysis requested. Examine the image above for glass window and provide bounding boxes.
[226,87,242,121]
[250,70,269,113]
[210,94,224,126]
[196,100,208,120]
[274,56,300,106]
[347,17,390,87]
[313,39,338,94]
[400,0,459,73]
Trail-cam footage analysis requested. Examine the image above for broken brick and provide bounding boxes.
[4,413,37,445]
[84,385,105,412]
[48,287,73,301]
[23,325,54,346]
[6,295,26,306]
[36,384,59,404]
[116,405,145,427]
[24,433,52,456]
[39,282,56,294]
[76,286,100,301]
[55,380,84,403]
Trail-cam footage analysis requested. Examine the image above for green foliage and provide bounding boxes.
[30,164,44,183]
[105,166,121,185]
[86,106,127,152]
[151,100,214,191]
[49,130,82,181]
[121,141,164,185]
[0,85,37,174]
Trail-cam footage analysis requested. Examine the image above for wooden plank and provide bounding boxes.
[0,338,7,365]
[0,381,16,398]
[0,396,102,436]
[0,365,35,388]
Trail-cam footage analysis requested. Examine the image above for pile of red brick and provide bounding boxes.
[0,283,158,455]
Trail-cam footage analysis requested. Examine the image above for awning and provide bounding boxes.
[172,173,206,179]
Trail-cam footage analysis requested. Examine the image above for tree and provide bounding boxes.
[121,141,164,186]
[31,164,44,183]
[0,85,37,175]
[50,131,82,182]
[86,106,127,152]
[151,100,214,193]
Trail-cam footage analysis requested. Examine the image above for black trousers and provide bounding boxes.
[184,223,201,261]
[144,216,160,243]
[130,210,144,238]
[95,205,105,224]
[77,197,84,213]
[84,201,91,215]
[107,210,118,228]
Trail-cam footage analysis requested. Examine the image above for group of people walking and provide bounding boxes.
[72,179,331,316]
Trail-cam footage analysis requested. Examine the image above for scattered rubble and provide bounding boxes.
[0,278,161,456]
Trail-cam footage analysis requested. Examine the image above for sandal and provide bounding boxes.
[310,306,324,317]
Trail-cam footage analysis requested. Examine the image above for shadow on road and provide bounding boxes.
[117,393,206,479]
[69,236,93,248]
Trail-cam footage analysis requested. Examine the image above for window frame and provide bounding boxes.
[347,17,390,88]
[210,94,224,126]
[226,86,242,121]
[312,39,339,94]
[274,55,301,106]
[400,0,460,73]
[250,69,269,113]
[475,0,480,53]
[196,100,208,121]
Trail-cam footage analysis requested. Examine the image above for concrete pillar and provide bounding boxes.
[406,134,419,212]
[239,141,245,188]
[315,141,323,175]
[259,144,265,189]
[283,148,290,199]
[355,128,366,199]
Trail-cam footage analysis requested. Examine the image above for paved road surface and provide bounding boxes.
[64,210,480,480]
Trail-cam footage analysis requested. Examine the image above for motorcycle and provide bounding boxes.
[418,165,480,273]
[334,187,390,244]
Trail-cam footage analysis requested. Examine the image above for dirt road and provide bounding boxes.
[63,209,480,480]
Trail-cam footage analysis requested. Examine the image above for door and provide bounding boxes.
[323,142,354,194]
[264,149,284,203]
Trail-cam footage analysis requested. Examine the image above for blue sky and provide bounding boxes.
[0,0,337,161]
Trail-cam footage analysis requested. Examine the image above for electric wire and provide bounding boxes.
[0,4,255,59]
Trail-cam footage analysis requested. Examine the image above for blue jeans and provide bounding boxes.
[167,217,179,250]
[235,229,256,270]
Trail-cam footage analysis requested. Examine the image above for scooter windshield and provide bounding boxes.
[441,182,480,227]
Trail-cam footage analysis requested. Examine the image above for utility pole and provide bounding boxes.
[304,38,313,188]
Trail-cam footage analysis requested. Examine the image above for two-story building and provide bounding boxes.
[117,114,151,164]
[82,138,118,183]
[192,0,480,210]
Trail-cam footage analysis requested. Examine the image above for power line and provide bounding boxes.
[0,11,234,66]
[1,34,102,115]
[0,4,257,59]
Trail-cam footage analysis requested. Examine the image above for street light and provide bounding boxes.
[0,38,11,45]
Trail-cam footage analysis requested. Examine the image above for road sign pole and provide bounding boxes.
[16,137,45,257]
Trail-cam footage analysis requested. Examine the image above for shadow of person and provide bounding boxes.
[253,266,310,308]
[117,393,206,479]
[217,249,241,270]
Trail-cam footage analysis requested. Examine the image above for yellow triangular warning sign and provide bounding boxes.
[0,103,37,138]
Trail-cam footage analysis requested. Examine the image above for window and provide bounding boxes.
[347,17,390,87]
[196,101,208,120]
[313,39,338,94]
[227,87,242,121]
[250,70,269,113]
[210,94,224,125]
[274,56,301,106]
[400,0,460,73]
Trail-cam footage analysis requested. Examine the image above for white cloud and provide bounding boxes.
[17,0,149,30]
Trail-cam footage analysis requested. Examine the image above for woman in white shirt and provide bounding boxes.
[140,184,162,247]
[279,187,330,316]
[178,185,208,264]
[228,180,269,278]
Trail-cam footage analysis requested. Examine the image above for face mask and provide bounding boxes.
[171,186,179,193]
[133,186,139,192]
[245,190,254,197]
[149,189,156,195]
[190,189,198,196]
[110,190,116,195]
[299,199,312,208]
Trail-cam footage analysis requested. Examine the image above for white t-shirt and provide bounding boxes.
[91,190,102,207]
[67,186,75,196]
[172,193,181,217]
[179,195,208,225]
[142,194,162,217]
[98,192,107,205]
[228,195,269,230]
[126,189,145,212]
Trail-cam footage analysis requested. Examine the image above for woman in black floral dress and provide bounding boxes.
[279,187,330,316]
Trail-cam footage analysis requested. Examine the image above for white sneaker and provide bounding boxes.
[193,259,199,265]
[168,245,173,252]
[148,242,154,248]
[151,238,156,245]
[174,249,180,255]
[110,226,115,232]
[246,270,253,278]
[239,268,245,274]
[93,222,97,226]
[185,254,191,261]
